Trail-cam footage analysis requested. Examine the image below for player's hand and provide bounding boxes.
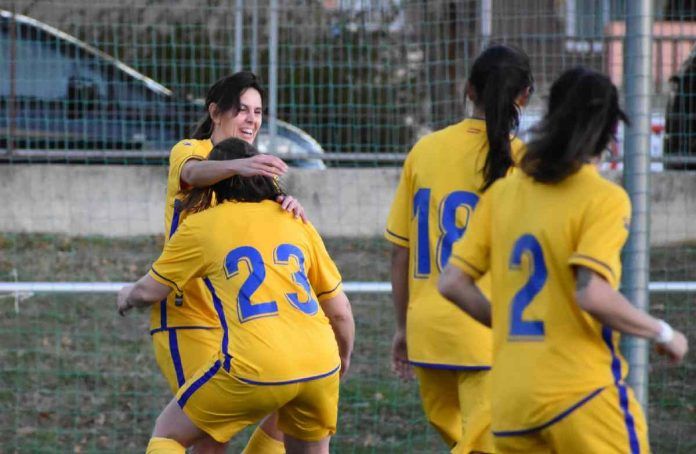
[391,330,413,380]
[230,154,288,178]
[655,330,688,364]
[339,355,351,380]
[117,284,135,316]
[276,195,308,223]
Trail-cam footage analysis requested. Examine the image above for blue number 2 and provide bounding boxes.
[413,188,479,277]
[508,234,547,339]
[224,246,278,322]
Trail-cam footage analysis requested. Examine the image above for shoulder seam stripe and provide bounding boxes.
[317,281,342,298]
[385,229,409,242]
[150,267,183,293]
[570,254,616,280]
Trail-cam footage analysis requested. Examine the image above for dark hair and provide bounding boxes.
[181,138,283,213]
[521,67,629,183]
[469,45,534,191]
[190,71,266,139]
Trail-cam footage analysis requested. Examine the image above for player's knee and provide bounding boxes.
[283,434,330,454]
[151,405,180,439]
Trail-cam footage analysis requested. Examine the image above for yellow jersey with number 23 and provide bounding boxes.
[149,199,344,384]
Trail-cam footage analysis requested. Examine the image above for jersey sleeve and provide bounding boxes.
[169,140,205,192]
[149,218,207,293]
[384,151,414,247]
[305,223,343,301]
[448,188,493,280]
[568,187,631,289]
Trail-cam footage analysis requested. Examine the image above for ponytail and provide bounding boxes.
[481,70,521,190]
[190,115,214,140]
[468,45,533,191]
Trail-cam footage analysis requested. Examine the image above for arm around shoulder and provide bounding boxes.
[180,153,288,188]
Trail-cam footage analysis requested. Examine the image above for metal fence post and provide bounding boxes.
[269,0,279,152]
[622,0,653,407]
[235,0,244,72]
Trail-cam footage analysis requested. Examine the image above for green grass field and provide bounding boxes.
[0,234,694,452]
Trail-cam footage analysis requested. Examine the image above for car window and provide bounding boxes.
[0,26,73,99]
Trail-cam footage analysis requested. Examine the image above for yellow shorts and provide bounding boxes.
[493,384,650,454]
[176,354,340,443]
[151,327,222,395]
[414,366,493,453]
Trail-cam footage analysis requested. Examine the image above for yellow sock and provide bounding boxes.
[146,437,186,454]
[242,427,285,454]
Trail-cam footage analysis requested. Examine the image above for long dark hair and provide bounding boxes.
[190,71,266,139]
[181,138,283,213]
[521,67,629,183]
[469,45,534,191]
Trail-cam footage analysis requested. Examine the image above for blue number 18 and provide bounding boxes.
[413,188,479,277]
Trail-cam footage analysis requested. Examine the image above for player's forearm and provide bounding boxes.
[127,275,172,308]
[576,272,662,340]
[390,245,410,333]
[321,293,355,362]
[180,160,239,188]
[329,311,355,364]
[439,265,492,327]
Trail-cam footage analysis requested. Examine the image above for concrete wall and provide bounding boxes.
[1,165,695,245]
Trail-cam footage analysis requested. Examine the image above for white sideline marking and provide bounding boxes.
[0,281,695,294]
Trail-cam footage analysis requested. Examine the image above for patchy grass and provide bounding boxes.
[0,235,694,452]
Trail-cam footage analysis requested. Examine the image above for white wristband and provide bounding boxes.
[655,320,674,344]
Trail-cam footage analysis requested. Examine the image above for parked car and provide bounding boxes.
[664,44,696,170]
[0,9,324,168]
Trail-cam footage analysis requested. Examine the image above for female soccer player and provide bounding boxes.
[439,67,688,453]
[384,45,533,453]
[118,137,354,454]
[154,71,302,453]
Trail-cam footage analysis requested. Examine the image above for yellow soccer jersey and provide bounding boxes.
[149,200,343,384]
[449,164,632,434]
[384,118,524,368]
[150,138,218,331]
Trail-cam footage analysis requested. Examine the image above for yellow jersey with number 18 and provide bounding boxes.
[149,200,343,384]
[449,164,632,434]
[150,138,218,332]
[384,118,524,368]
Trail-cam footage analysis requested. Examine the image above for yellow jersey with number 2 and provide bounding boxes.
[449,164,634,435]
